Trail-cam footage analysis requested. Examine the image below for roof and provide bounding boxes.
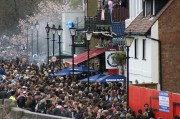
[66,48,106,65]
[125,0,174,35]
[49,53,72,59]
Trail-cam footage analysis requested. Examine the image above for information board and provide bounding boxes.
[159,91,169,112]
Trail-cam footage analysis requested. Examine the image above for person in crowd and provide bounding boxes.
[144,103,149,112]
[144,103,155,119]
[24,93,33,111]
[0,59,155,119]
[53,100,63,116]
[172,115,180,119]
[136,109,143,119]
[17,90,27,108]
[9,90,16,101]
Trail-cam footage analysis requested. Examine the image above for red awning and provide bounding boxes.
[66,48,106,65]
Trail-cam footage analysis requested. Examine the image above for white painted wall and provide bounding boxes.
[128,35,158,84]
[151,21,159,39]
[151,20,159,84]
[129,36,151,83]
[125,0,143,28]
[62,11,85,55]
[150,40,159,83]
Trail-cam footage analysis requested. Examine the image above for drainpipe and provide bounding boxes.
[83,0,85,12]
[145,36,162,91]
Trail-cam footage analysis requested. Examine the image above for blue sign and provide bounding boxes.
[159,91,169,112]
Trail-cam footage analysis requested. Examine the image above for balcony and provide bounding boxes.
[112,4,129,22]
[96,9,111,27]
[85,16,97,31]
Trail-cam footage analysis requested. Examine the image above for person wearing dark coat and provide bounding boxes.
[75,106,84,119]
[62,105,72,118]
[0,91,10,99]
[53,101,63,116]
[17,95,27,108]
[53,107,62,116]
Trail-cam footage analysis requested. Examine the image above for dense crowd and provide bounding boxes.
[0,59,179,119]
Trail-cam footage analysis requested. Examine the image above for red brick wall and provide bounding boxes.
[159,0,180,93]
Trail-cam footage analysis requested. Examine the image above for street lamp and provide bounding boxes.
[25,17,30,57]
[86,30,92,93]
[35,21,40,55]
[30,24,34,57]
[124,35,134,108]
[57,25,63,69]
[51,24,56,56]
[69,23,77,81]
[45,23,50,64]
[51,24,57,74]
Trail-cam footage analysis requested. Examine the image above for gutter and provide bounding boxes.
[125,32,145,36]
[145,36,162,91]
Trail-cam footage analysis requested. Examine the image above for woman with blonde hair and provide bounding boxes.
[25,93,33,111]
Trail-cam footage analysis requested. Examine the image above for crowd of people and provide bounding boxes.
[0,58,179,119]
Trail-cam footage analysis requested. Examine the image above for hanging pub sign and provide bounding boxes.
[105,51,120,69]
[74,31,86,47]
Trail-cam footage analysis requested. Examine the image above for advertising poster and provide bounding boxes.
[159,91,169,112]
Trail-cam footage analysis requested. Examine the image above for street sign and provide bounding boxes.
[159,91,169,112]
[51,56,57,62]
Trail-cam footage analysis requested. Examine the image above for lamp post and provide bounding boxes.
[45,23,50,64]
[124,36,134,108]
[51,24,56,74]
[86,30,92,93]
[69,23,77,81]
[25,18,30,57]
[31,24,34,60]
[57,25,63,70]
[35,21,40,55]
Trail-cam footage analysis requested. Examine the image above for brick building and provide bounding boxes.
[158,0,180,93]
[125,0,180,93]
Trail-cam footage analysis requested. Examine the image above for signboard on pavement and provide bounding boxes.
[159,91,169,112]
